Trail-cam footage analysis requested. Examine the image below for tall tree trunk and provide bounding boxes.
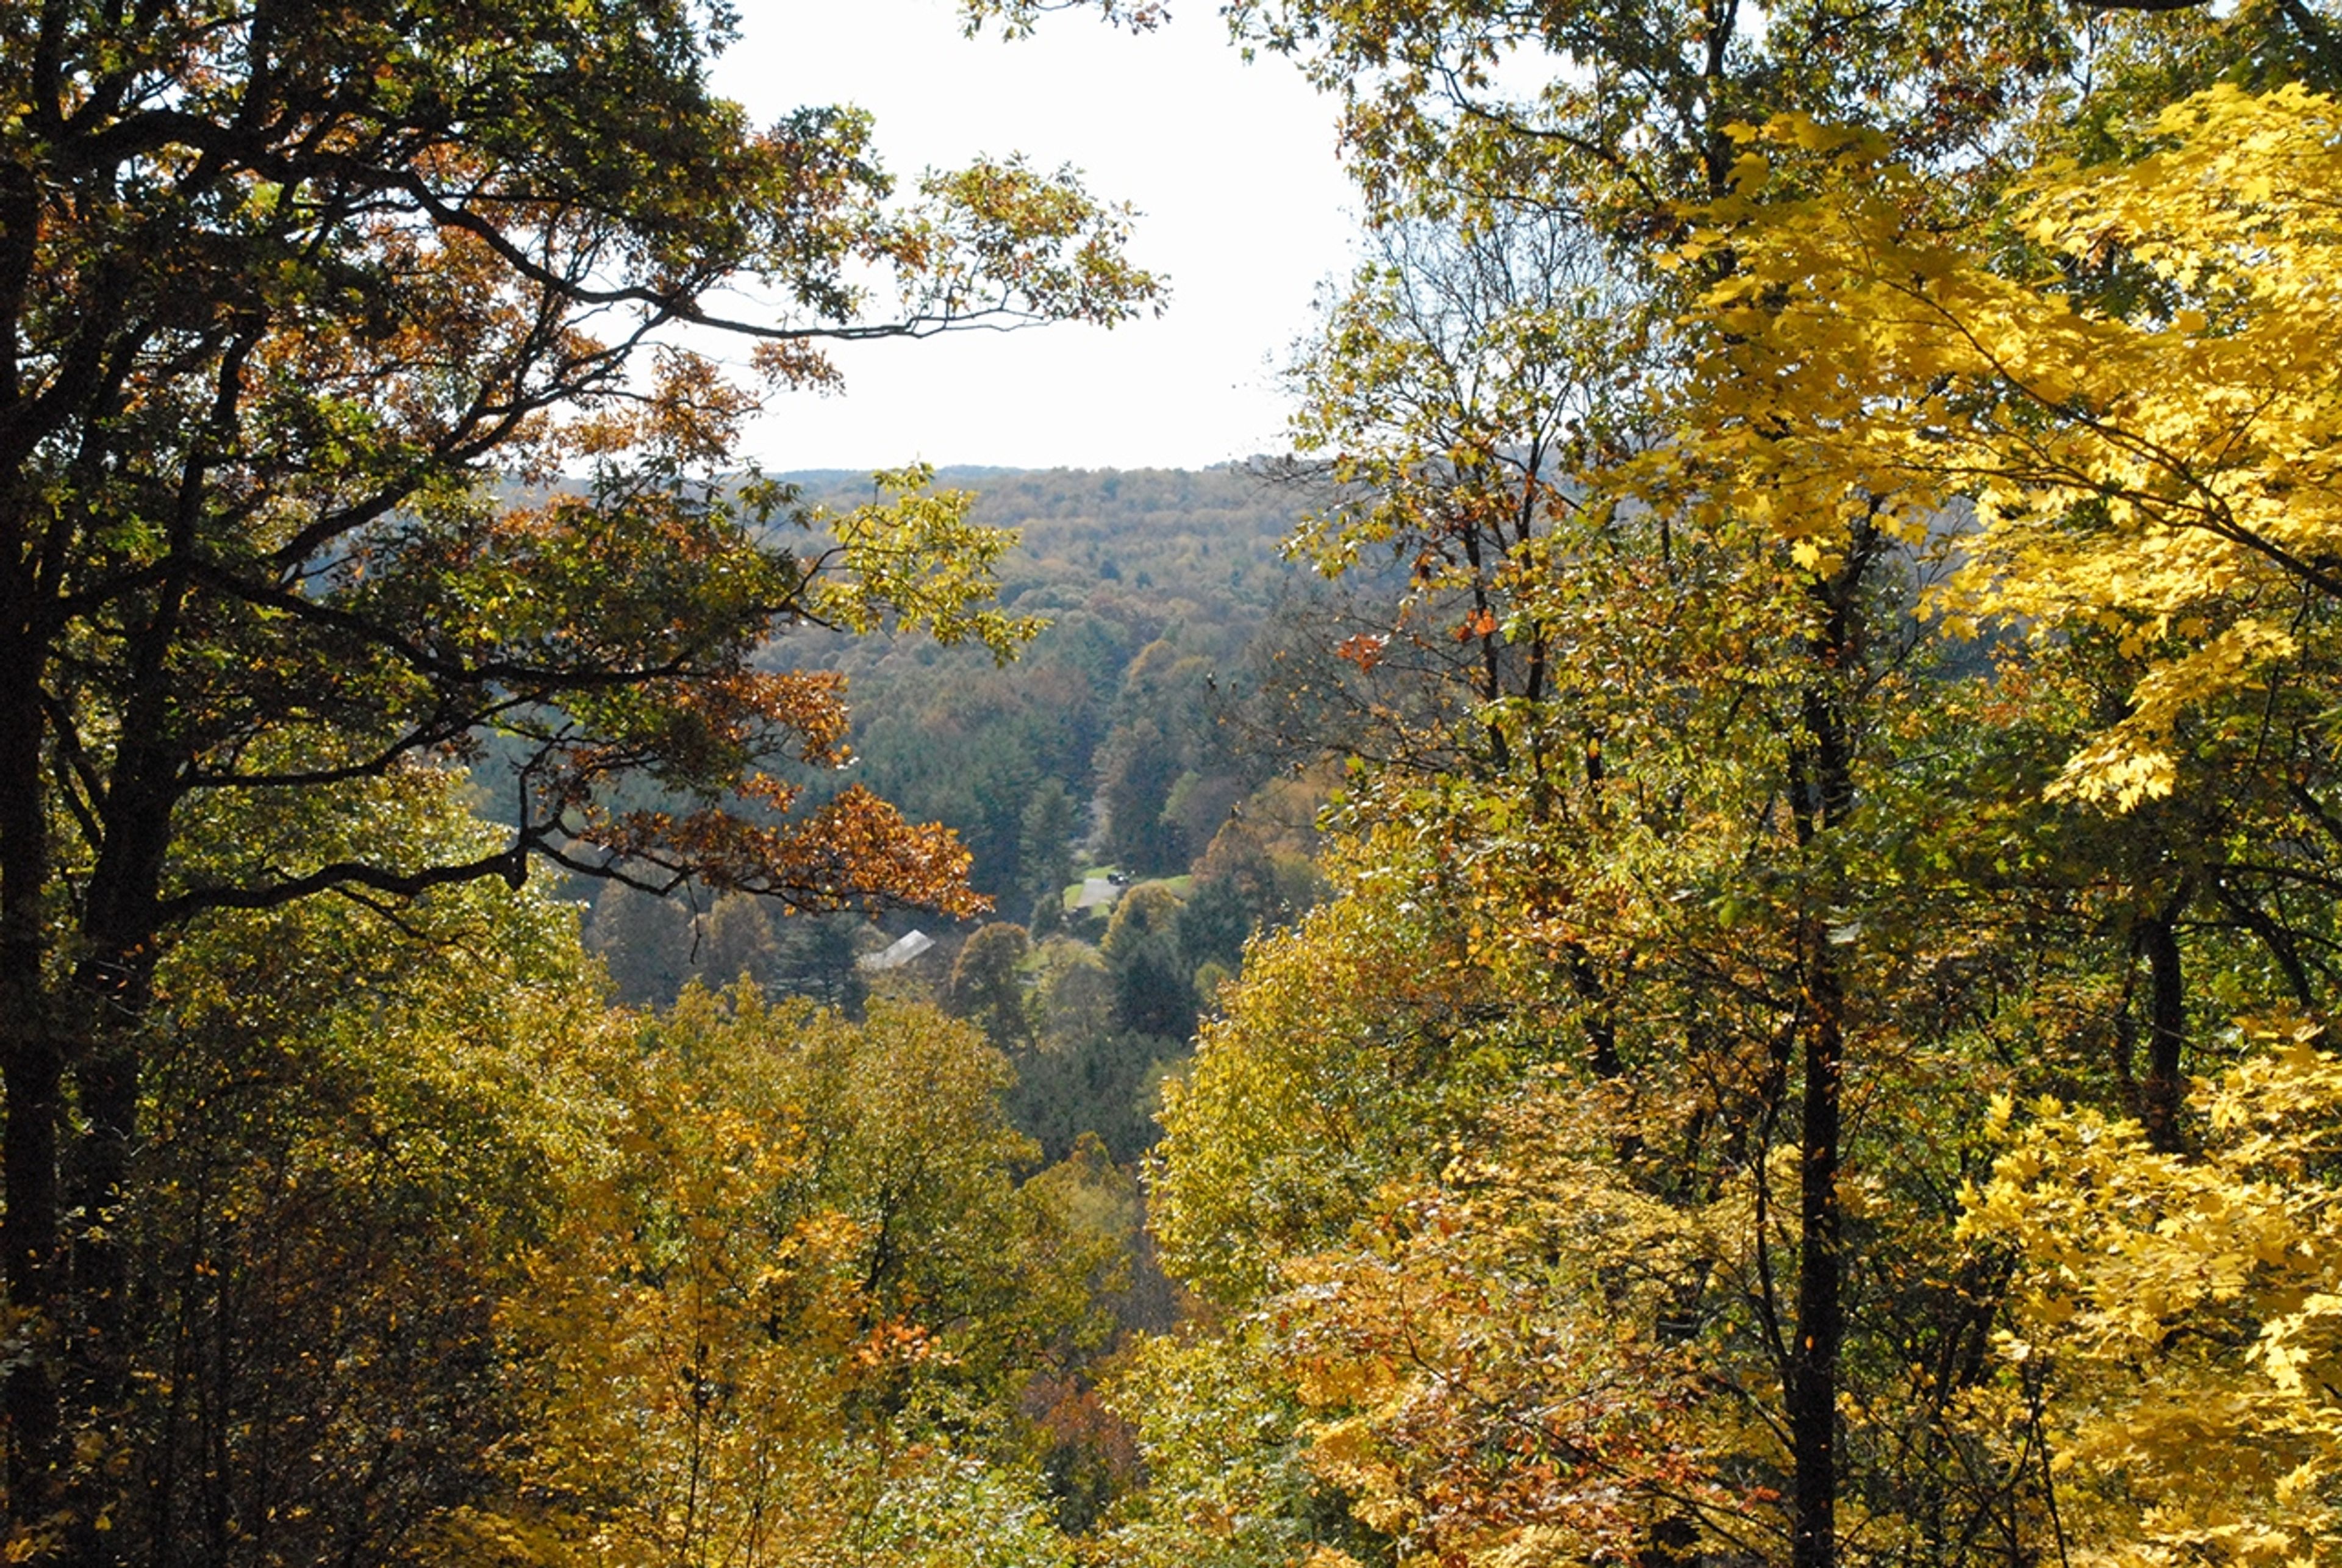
[0,646,61,1518]
[54,631,187,1566]
[2138,897,2188,1154]
[0,131,59,1524]
[1789,936,1846,1568]
[1783,542,1866,1568]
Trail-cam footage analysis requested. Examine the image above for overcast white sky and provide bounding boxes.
[704,2,1358,473]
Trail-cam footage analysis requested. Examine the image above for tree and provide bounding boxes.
[1283,206,1656,787]
[1030,937,1117,1051]
[1963,1013,2342,1567]
[1172,9,2337,1562]
[948,920,1035,1050]
[1695,85,2342,812]
[109,768,611,1567]
[489,991,1114,1566]
[1100,881,1182,964]
[1153,829,1509,1308]
[767,910,872,1014]
[1097,717,1189,875]
[1111,934,1195,1042]
[1097,640,1227,876]
[1685,82,2342,1156]
[1173,875,1252,976]
[1217,0,2330,238]
[1267,1086,1738,1567]
[0,1,1156,1542]
[693,892,782,993]
[587,881,695,1007]
[1274,213,1908,1568]
[1086,1327,1375,1568]
[1019,778,1081,931]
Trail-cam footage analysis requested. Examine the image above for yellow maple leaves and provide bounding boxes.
[1687,84,2342,809]
[1964,1014,2342,1567]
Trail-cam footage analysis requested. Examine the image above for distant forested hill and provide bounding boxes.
[761,465,1325,911]
[784,464,1306,625]
[581,463,1344,1189]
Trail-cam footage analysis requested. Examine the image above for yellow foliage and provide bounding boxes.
[485,991,1092,1566]
[1151,828,1515,1306]
[1692,85,2342,807]
[1963,1014,2342,1566]
[1264,1079,1767,1568]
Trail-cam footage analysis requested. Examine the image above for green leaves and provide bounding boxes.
[808,467,1048,660]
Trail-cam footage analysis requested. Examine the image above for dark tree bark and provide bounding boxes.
[1781,529,1874,1568]
[2138,899,2190,1153]
[1,456,65,1514]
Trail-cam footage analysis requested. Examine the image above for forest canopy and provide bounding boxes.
[9,1,2342,1567]
[0,1,1155,1555]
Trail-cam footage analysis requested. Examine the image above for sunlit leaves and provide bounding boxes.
[1964,1014,2342,1566]
[493,990,1113,1566]
[806,467,1048,660]
[1152,827,1513,1307]
[1687,85,2342,807]
[897,158,1164,332]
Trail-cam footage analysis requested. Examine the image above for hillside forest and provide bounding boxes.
[7,2,2342,1567]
